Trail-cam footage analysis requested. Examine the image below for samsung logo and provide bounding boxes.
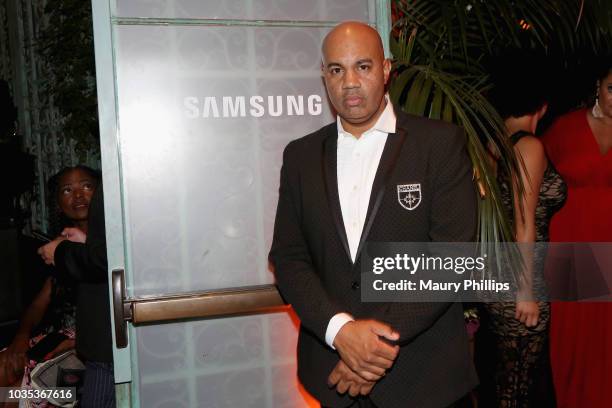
[183,95,323,118]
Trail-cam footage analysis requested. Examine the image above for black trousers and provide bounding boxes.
[324,396,462,408]
[79,361,116,408]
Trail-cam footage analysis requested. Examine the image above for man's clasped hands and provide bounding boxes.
[328,320,399,397]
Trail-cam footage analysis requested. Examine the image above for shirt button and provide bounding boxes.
[352,185,358,191]
[351,281,360,290]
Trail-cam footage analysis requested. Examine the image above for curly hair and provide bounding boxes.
[487,50,552,119]
[595,58,612,82]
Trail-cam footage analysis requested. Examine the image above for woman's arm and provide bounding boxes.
[13,278,53,341]
[0,277,53,385]
[512,136,547,327]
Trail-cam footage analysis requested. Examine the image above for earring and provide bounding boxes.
[593,80,604,118]
[593,99,604,118]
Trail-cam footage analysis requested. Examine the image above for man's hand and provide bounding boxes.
[333,319,399,381]
[328,360,375,397]
[61,227,87,243]
[37,237,66,265]
[515,301,540,327]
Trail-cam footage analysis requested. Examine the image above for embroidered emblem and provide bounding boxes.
[397,184,421,210]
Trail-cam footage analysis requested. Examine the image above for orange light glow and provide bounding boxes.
[518,19,531,30]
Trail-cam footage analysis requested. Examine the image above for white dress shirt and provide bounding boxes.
[325,97,397,348]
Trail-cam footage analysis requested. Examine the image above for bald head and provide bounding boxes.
[322,21,385,64]
[320,21,391,137]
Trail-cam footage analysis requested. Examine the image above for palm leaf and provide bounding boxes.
[390,0,612,247]
[390,61,521,244]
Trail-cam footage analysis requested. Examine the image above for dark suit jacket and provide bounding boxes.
[269,109,479,408]
[54,186,113,363]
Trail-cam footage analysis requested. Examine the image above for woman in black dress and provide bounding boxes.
[481,61,567,407]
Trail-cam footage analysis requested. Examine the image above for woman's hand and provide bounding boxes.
[37,237,66,265]
[61,227,86,243]
[43,338,75,361]
[3,335,29,384]
[515,301,540,327]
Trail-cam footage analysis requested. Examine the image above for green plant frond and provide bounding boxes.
[454,2,471,63]
[395,0,441,27]
[442,94,454,123]
[389,66,418,104]
[403,71,435,116]
[397,0,611,64]
[415,75,434,116]
[556,1,577,51]
[390,63,520,243]
[574,0,612,53]
[469,5,492,54]
[403,26,418,62]
[389,33,402,62]
[390,0,610,250]
[429,84,443,120]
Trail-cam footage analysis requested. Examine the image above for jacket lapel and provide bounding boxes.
[354,125,407,264]
[322,128,352,263]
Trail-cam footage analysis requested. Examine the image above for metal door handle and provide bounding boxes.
[112,269,286,349]
[112,269,131,348]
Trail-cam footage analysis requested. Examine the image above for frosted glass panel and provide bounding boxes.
[114,25,334,296]
[135,312,315,407]
[115,0,371,22]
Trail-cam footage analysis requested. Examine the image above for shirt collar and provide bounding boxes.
[337,94,397,139]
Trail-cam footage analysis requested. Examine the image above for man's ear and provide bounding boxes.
[383,58,392,85]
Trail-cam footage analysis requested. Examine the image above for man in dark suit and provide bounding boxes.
[269,22,478,407]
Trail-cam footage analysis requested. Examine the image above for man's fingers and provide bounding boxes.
[327,366,342,387]
[356,360,388,378]
[369,322,399,342]
[329,361,377,396]
[357,369,382,382]
[360,383,375,396]
[328,371,340,387]
[354,355,392,376]
[368,355,394,370]
[336,379,350,394]
[348,383,361,397]
[355,363,383,381]
[372,341,399,361]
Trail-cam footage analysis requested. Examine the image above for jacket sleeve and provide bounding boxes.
[428,127,477,243]
[385,126,477,345]
[54,185,108,283]
[269,141,342,342]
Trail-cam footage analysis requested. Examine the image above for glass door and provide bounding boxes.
[90,1,391,406]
